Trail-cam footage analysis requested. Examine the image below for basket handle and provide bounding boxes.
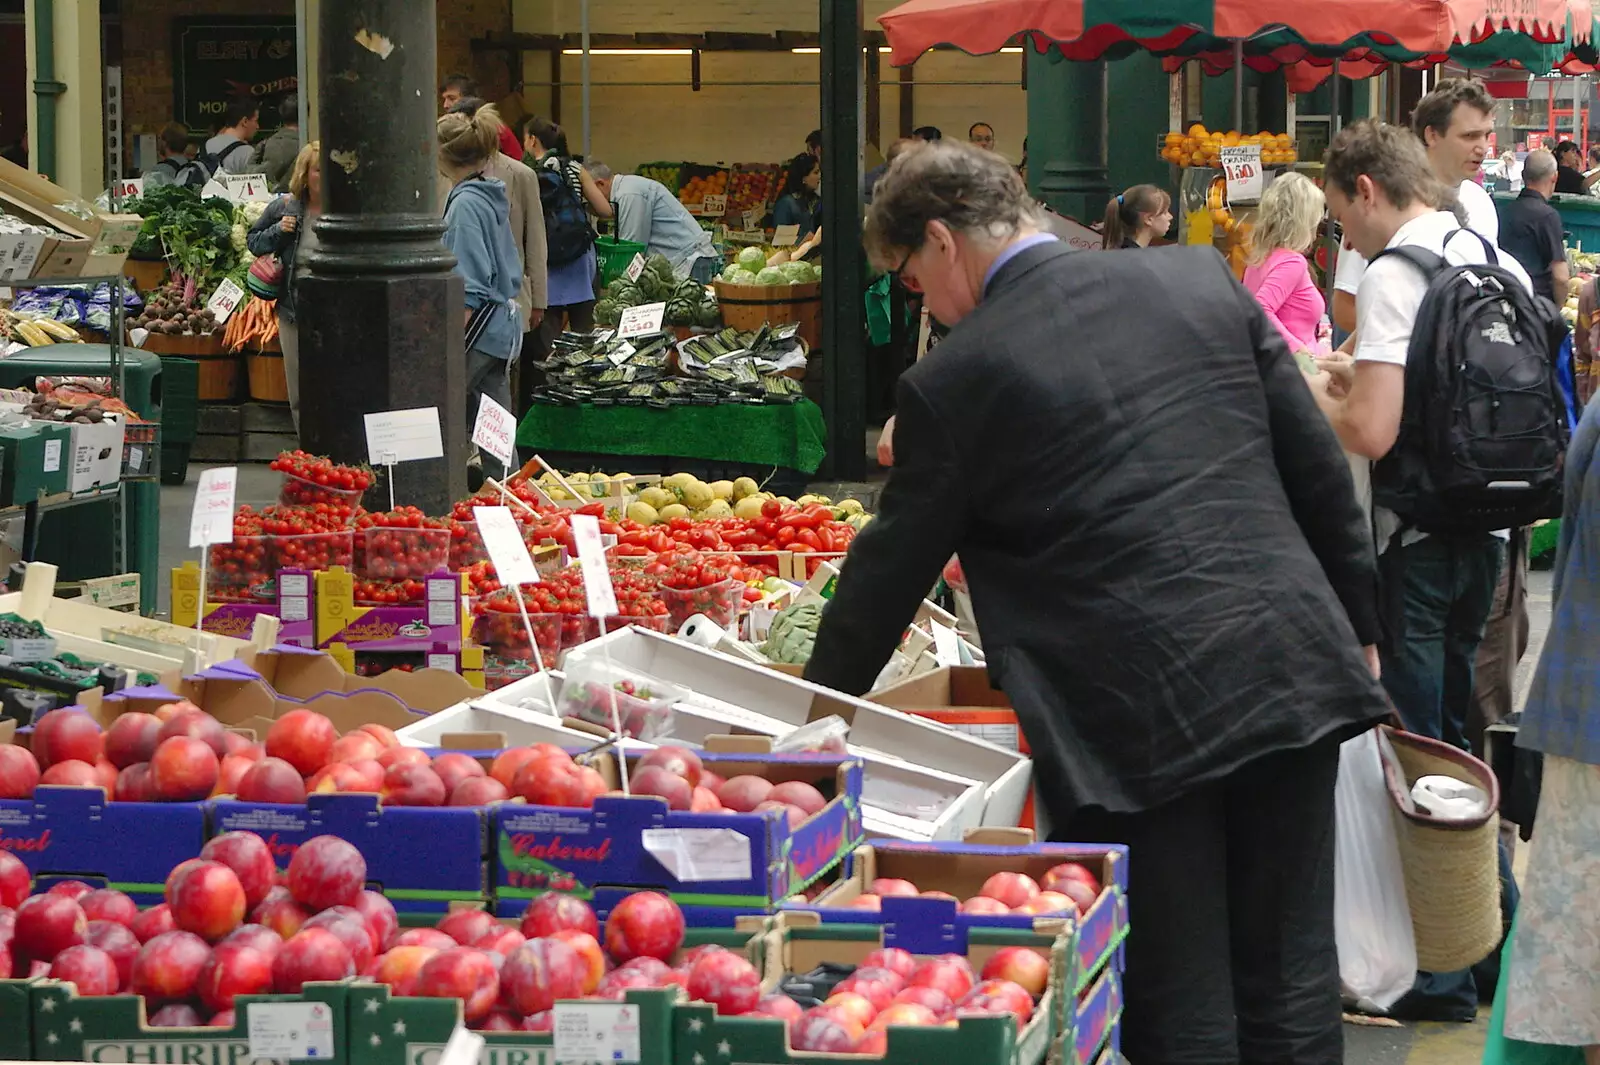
[1379,724,1500,830]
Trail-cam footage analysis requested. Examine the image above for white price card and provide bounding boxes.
[571,513,619,619]
[622,253,646,282]
[475,505,539,587]
[616,301,667,339]
[701,193,727,215]
[744,208,762,230]
[206,278,247,325]
[226,173,273,203]
[364,407,444,465]
[641,827,755,881]
[200,178,231,201]
[113,177,144,201]
[471,393,517,468]
[0,234,48,283]
[42,438,61,473]
[436,1024,485,1065]
[930,620,962,666]
[7,637,57,663]
[772,223,801,247]
[246,1001,337,1061]
[190,466,237,548]
[1220,144,1264,204]
[553,1002,642,1065]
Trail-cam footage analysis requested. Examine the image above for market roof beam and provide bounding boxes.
[470,29,896,54]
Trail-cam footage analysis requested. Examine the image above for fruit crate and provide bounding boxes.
[170,563,318,647]
[1055,968,1124,1065]
[492,750,864,923]
[22,981,349,1064]
[0,783,208,906]
[783,831,1128,1002]
[636,161,685,193]
[314,567,466,658]
[672,912,1068,1065]
[121,421,159,481]
[0,977,34,1059]
[677,164,730,214]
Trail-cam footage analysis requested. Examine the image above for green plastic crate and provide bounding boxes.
[597,236,649,286]
[155,355,199,443]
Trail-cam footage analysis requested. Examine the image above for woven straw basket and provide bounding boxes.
[1379,725,1503,972]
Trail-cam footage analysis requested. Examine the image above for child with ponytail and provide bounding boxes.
[1102,185,1172,249]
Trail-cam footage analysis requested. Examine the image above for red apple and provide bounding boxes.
[156,710,229,757]
[395,928,456,951]
[500,937,586,1015]
[980,947,1050,997]
[415,947,500,1021]
[791,1012,861,1052]
[303,907,376,971]
[149,736,220,801]
[166,859,246,942]
[908,958,973,1001]
[687,949,760,1015]
[836,967,905,1011]
[113,762,156,803]
[84,919,139,990]
[79,889,137,928]
[892,985,953,1015]
[103,712,162,770]
[250,888,310,940]
[439,908,500,947]
[372,945,438,996]
[751,993,805,1023]
[549,929,604,993]
[603,891,684,963]
[352,890,399,953]
[49,944,119,995]
[861,948,917,981]
[198,941,275,1012]
[14,893,86,958]
[130,903,176,943]
[824,990,878,1030]
[272,927,356,992]
[235,758,307,805]
[869,1001,940,1030]
[520,893,598,939]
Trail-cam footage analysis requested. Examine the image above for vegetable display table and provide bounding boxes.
[516,398,828,476]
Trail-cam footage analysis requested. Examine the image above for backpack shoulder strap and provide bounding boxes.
[1370,243,1449,280]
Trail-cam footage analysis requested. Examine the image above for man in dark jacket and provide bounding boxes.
[805,141,1389,1064]
[250,95,302,193]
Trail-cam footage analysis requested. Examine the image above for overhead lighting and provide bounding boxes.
[1000,46,1023,53]
[791,47,895,54]
[561,48,693,55]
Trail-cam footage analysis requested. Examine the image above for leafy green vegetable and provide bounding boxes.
[122,185,238,288]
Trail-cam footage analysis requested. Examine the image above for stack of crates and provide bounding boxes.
[156,355,198,484]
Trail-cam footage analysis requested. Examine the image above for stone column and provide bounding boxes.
[1026,46,1111,223]
[296,0,467,514]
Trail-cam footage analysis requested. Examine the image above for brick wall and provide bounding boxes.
[438,0,513,100]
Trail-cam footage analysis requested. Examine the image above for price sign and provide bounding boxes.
[1220,144,1263,204]
[570,513,619,619]
[363,407,444,465]
[226,173,273,203]
[553,1002,641,1065]
[206,278,246,325]
[113,177,144,201]
[616,301,667,338]
[743,209,762,230]
[200,178,231,201]
[190,466,238,548]
[623,253,646,282]
[474,505,539,587]
[772,224,801,247]
[701,193,727,216]
[471,394,516,468]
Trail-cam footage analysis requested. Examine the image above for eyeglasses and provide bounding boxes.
[892,246,923,294]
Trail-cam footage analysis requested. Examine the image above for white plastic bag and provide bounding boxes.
[1333,729,1418,1011]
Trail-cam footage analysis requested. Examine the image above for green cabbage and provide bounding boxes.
[754,267,787,286]
[730,269,760,285]
[736,246,768,271]
[779,261,813,283]
[720,263,743,283]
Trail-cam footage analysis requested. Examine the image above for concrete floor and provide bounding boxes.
[153,463,1556,1064]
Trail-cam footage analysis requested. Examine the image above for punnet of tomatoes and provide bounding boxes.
[356,506,451,581]
[646,550,754,628]
[259,504,357,572]
[611,502,858,571]
[353,577,430,606]
[207,507,272,601]
[272,449,373,509]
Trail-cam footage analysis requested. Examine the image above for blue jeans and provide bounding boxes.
[688,255,722,285]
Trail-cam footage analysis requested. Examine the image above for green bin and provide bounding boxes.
[595,236,648,286]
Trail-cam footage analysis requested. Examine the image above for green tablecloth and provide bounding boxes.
[516,399,827,474]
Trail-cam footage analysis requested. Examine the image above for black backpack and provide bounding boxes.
[157,157,207,190]
[536,160,595,267]
[1370,230,1569,539]
[199,138,249,177]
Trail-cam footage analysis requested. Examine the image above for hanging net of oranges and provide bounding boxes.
[1161,126,1299,169]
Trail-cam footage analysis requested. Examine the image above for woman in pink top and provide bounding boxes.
[1242,172,1327,355]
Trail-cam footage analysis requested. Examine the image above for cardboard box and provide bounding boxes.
[31,237,91,279]
[171,563,317,647]
[787,829,1129,999]
[394,693,654,757]
[230,643,483,714]
[22,980,348,1064]
[0,422,71,504]
[315,566,467,655]
[492,741,864,922]
[0,156,141,278]
[0,977,31,1059]
[1055,969,1124,1065]
[66,416,124,493]
[565,628,1032,836]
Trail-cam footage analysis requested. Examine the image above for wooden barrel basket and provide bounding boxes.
[139,331,239,401]
[248,340,289,403]
[713,280,821,350]
[122,258,169,295]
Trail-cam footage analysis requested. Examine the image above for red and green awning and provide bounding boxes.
[877,0,1568,68]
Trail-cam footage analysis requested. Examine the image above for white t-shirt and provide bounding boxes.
[1353,209,1530,546]
[1335,179,1501,295]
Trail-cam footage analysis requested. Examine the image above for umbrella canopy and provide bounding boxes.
[877,0,1567,67]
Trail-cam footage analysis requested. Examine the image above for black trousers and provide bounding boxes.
[1055,737,1344,1065]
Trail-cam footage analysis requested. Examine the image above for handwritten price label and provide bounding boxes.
[616,302,666,339]
[113,177,144,201]
[701,193,727,215]
[190,466,238,547]
[471,393,516,467]
[226,173,273,203]
[206,278,246,325]
[623,253,646,283]
[1220,144,1263,204]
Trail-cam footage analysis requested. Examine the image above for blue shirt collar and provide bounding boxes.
[982,233,1061,296]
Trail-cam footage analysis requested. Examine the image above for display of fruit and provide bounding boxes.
[837,864,1103,918]
[355,507,451,581]
[1161,126,1298,169]
[272,451,373,508]
[677,168,729,210]
[635,162,683,190]
[726,164,783,220]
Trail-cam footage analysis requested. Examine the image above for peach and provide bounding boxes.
[689,950,761,1015]
[791,1012,861,1052]
[489,745,568,789]
[415,946,500,1021]
[372,945,438,996]
[770,779,827,815]
[149,1003,204,1027]
[113,762,155,802]
[14,893,86,958]
[50,944,119,995]
[166,859,246,942]
[375,745,430,772]
[101,713,162,764]
[272,927,355,992]
[221,924,284,957]
[149,736,220,801]
[202,832,278,909]
[1017,891,1075,916]
[356,724,400,749]
[31,708,102,768]
[449,776,508,806]
[521,1011,554,1032]
[892,985,953,1015]
[909,958,974,1002]
[208,1009,237,1028]
[473,926,526,959]
[46,880,93,901]
[250,889,310,940]
[237,758,308,805]
[395,928,456,951]
[921,890,959,902]
[0,744,40,799]
[960,896,1010,916]
[265,710,337,777]
[501,937,587,1015]
[286,835,366,912]
[520,893,598,939]
[152,701,198,723]
[303,907,376,970]
[549,929,604,993]
[856,1030,889,1055]
[689,786,722,812]
[1041,861,1099,895]
[825,992,879,1032]
[846,894,882,911]
[980,947,1050,997]
[352,890,399,953]
[715,775,773,813]
[635,745,702,787]
[700,769,725,792]
[198,942,275,1012]
[753,800,807,830]
[130,903,176,943]
[84,919,139,990]
[603,891,684,963]
[40,759,103,789]
[752,993,805,1023]
[959,979,1034,1028]
[869,1001,939,1030]
[221,732,255,756]
[861,948,918,981]
[594,966,655,1000]
[630,765,692,810]
[429,753,485,793]
[79,889,137,928]
[307,762,366,794]
[439,908,500,946]
[343,759,386,792]
[328,733,383,764]
[130,929,210,1002]
[0,851,26,909]
[381,762,447,807]
[476,1010,520,1032]
[91,758,119,792]
[837,968,905,1011]
[212,754,256,797]
[156,709,229,757]
[977,872,1039,910]
[1050,878,1099,914]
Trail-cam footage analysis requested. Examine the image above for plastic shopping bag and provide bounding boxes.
[1482,914,1584,1065]
[1334,729,1418,1011]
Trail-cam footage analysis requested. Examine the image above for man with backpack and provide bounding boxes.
[1311,120,1564,1021]
[204,99,261,177]
[144,123,208,190]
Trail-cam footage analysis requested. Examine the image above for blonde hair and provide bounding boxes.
[438,105,503,172]
[288,141,320,201]
[1247,171,1324,265]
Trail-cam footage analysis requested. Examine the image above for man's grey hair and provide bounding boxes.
[1523,149,1557,185]
[587,161,613,181]
[864,140,1043,264]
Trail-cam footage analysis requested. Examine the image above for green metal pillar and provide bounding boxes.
[819,0,866,480]
[29,0,63,179]
[1026,45,1110,223]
